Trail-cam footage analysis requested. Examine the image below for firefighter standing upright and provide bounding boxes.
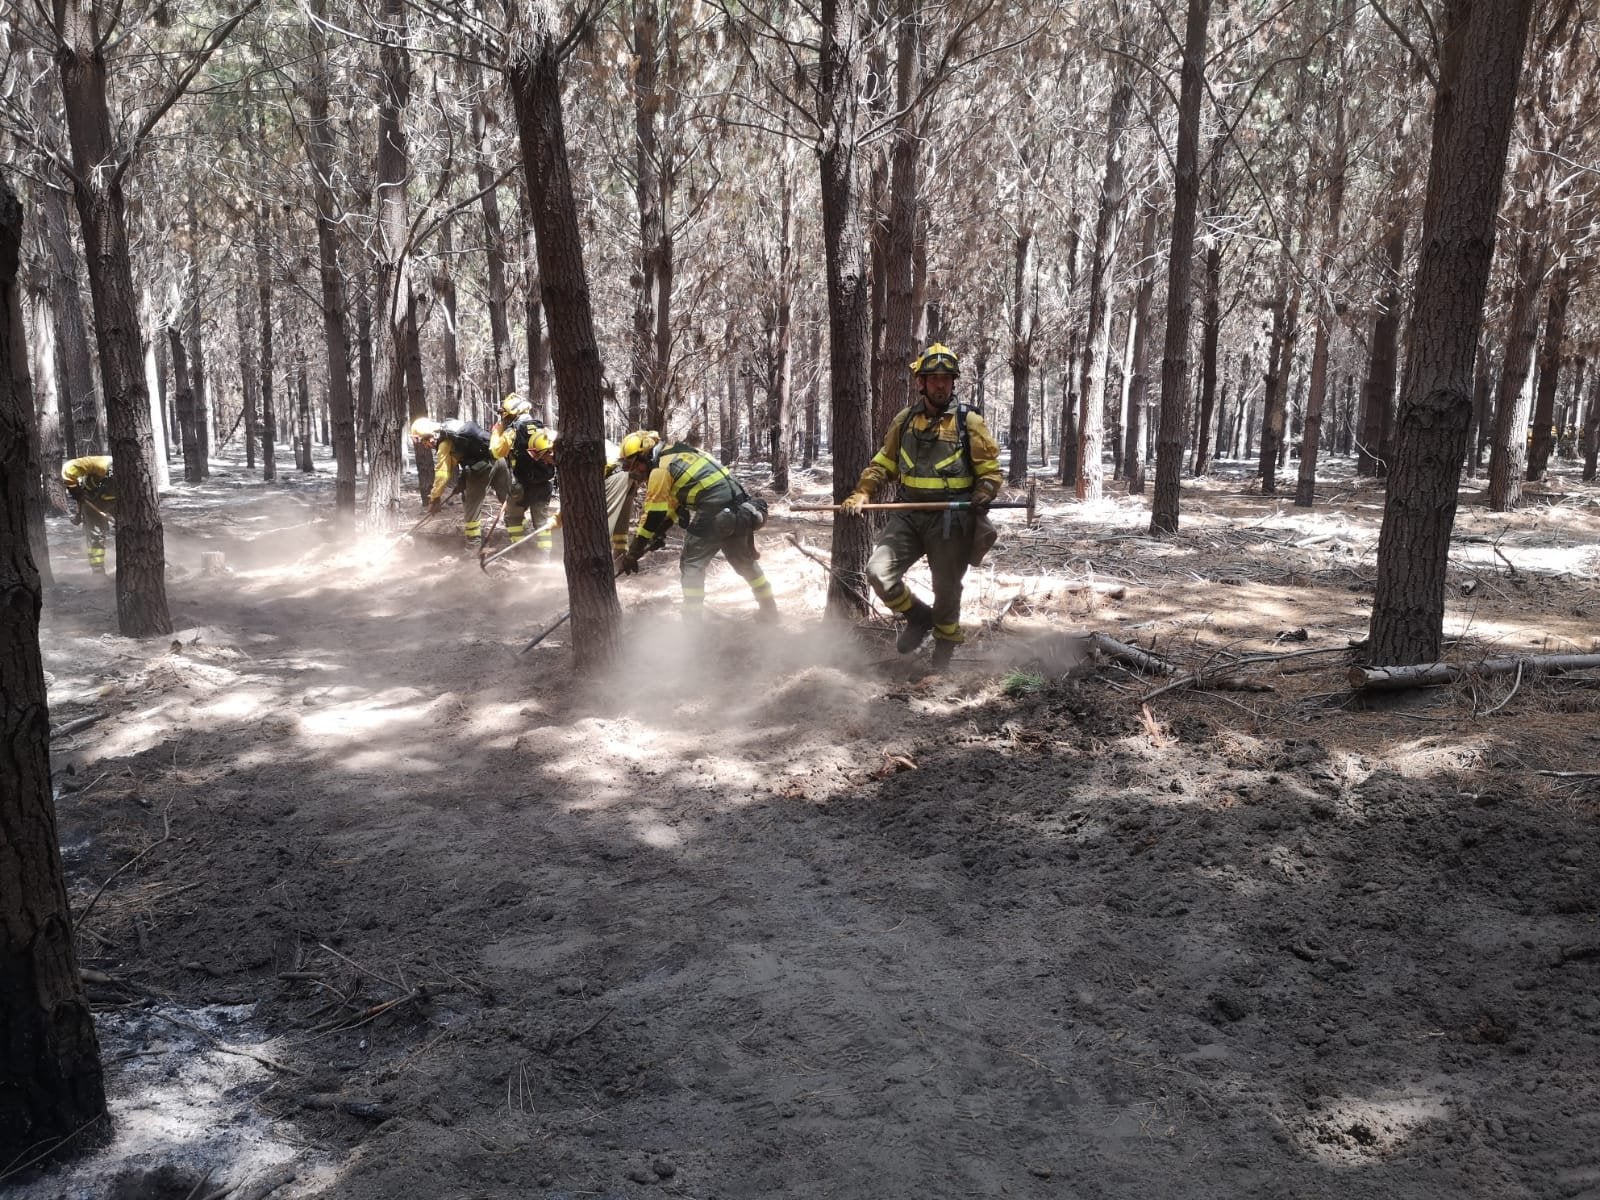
[409,416,511,551]
[843,343,1002,671]
[63,455,115,574]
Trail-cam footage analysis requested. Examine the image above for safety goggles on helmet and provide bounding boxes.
[910,343,961,377]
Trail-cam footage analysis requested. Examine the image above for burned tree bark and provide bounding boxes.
[1367,0,1536,666]
[1526,262,1571,482]
[1077,77,1135,502]
[54,0,173,636]
[304,0,358,519]
[508,2,622,667]
[167,326,202,483]
[0,167,108,1169]
[816,0,876,617]
[1150,0,1208,533]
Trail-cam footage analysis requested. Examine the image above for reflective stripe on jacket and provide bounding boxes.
[636,444,738,538]
[855,405,1002,502]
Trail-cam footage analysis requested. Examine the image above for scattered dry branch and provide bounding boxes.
[1350,653,1600,692]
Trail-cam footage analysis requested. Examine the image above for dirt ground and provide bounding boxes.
[14,452,1600,1200]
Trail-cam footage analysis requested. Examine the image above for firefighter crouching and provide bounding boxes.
[63,455,115,574]
[410,416,511,550]
[493,399,556,555]
[843,343,1002,671]
[617,430,776,623]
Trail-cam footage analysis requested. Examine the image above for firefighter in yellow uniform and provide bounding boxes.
[617,431,776,622]
[410,416,511,550]
[536,439,636,564]
[601,440,635,560]
[843,343,1002,671]
[62,455,115,574]
[491,401,557,554]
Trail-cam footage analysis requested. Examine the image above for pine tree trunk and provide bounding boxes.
[1150,0,1207,532]
[804,326,821,467]
[168,327,202,483]
[1468,339,1491,474]
[1123,200,1157,496]
[1077,78,1135,501]
[1359,214,1404,477]
[818,0,875,617]
[235,279,257,469]
[1526,263,1570,482]
[1581,365,1599,481]
[25,286,72,512]
[35,81,102,457]
[1008,221,1035,487]
[879,0,922,433]
[1057,338,1079,485]
[56,10,172,636]
[630,0,669,432]
[255,201,277,483]
[524,178,556,422]
[770,154,796,492]
[472,108,516,400]
[306,0,358,518]
[1192,234,1222,475]
[1368,0,1535,666]
[1295,27,1350,509]
[1258,176,1302,497]
[1487,231,1550,510]
[364,0,411,528]
[438,222,462,421]
[0,168,107,1167]
[184,190,210,481]
[509,5,623,667]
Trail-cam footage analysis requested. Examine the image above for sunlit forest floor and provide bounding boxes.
[19,449,1600,1200]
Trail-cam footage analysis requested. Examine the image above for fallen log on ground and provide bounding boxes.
[1087,633,1173,675]
[1350,652,1600,692]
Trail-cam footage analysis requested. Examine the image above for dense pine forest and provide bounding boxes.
[3,1,1600,1197]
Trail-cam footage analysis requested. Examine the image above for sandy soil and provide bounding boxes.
[14,453,1600,1200]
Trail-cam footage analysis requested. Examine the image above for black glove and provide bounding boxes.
[619,554,640,575]
[70,508,82,526]
[647,531,667,552]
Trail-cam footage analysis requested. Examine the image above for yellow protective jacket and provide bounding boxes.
[635,444,738,539]
[63,455,114,494]
[854,404,1002,503]
[426,420,495,504]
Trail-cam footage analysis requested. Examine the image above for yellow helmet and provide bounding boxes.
[910,343,961,377]
[502,393,531,419]
[529,429,554,455]
[619,430,661,463]
[409,416,440,441]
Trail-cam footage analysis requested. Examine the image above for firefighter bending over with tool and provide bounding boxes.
[63,455,115,574]
[410,416,510,551]
[492,399,556,555]
[843,343,1002,671]
[617,431,776,622]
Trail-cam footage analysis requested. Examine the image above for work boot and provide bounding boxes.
[896,601,934,654]
[930,639,956,672]
[756,598,779,624]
